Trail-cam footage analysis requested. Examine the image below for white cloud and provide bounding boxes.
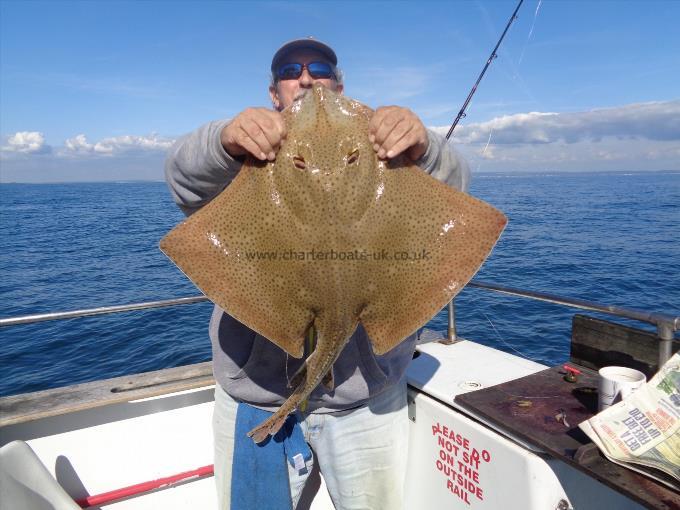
[429,100,680,172]
[2,100,678,181]
[60,133,175,157]
[1,131,51,154]
[2,131,174,161]
[435,100,680,145]
[63,134,94,154]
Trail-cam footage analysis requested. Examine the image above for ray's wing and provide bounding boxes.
[358,162,507,355]
[160,161,313,358]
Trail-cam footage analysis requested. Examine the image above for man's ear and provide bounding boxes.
[336,83,344,96]
[269,85,281,111]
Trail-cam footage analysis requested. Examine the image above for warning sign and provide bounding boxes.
[431,421,492,505]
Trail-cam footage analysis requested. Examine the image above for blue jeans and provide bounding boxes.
[213,379,409,510]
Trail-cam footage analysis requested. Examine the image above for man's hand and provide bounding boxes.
[221,108,287,161]
[369,106,429,161]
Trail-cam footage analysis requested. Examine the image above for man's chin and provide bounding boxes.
[278,89,311,110]
[282,84,342,110]
[293,89,311,102]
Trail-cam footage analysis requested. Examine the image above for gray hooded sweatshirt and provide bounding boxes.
[165,118,470,412]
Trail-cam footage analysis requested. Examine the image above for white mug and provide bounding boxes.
[598,366,647,411]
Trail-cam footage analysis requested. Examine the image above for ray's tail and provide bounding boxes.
[247,321,352,444]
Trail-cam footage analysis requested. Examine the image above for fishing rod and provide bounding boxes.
[444,0,524,342]
[445,0,525,141]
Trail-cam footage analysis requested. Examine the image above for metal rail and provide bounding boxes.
[0,296,209,327]
[459,280,679,367]
[468,281,680,330]
[1,281,677,364]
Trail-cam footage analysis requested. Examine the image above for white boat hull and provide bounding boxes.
[0,337,649,509]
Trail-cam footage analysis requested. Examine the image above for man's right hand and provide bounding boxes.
[221,108,287,161]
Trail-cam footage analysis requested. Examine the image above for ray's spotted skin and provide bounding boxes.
[160,84,507,443]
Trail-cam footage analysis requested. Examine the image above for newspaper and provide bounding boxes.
[579,352,680,489]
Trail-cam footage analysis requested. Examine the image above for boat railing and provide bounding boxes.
[0,280,677,366]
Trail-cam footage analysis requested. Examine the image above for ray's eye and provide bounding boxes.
[346,149,360,165]
[293,156,306,170]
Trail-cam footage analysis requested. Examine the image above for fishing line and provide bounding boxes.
[436,296,563,399]
[446,0,524,141]
[456,290,555,367]
[440,1,559,399]
[481,128,494,155]
[517,0,542,67]
[445,0,523,174]
[474,0,541,172]
[509,0,542,101]
[482,311,553,366]
[475,126,495,173]
[481,310,567,402]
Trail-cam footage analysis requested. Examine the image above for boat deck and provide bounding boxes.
[3,333,672,509]
[457,364,680,508]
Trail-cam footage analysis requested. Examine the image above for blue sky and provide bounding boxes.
[1,0,679,182]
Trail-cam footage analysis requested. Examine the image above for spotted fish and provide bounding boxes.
[160,83,507,443]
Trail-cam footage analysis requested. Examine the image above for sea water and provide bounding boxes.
[1,171,678,397]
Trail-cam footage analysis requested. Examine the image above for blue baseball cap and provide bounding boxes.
[271,37,338,73]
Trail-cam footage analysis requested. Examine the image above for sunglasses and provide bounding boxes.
[276,61,336,81]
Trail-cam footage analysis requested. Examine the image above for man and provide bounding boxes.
[165,37,470,510]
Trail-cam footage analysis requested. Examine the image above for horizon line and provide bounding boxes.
[1,169,679,185]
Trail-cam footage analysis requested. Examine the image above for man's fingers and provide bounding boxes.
[260,110,287,157]
[368,108,386,143]
[240,118,276,160]
[385,131,418,160]
[368,105,429,160]
[252,118,281,159]
[236,125,269,161]
[268,111,287,142]
[378,121,413,158]
[368,106,396,143]
[370,107,402,146]
[254,111,287,153]
[222,108,287,160]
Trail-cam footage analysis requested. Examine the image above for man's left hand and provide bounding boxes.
[369,106,429,161]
